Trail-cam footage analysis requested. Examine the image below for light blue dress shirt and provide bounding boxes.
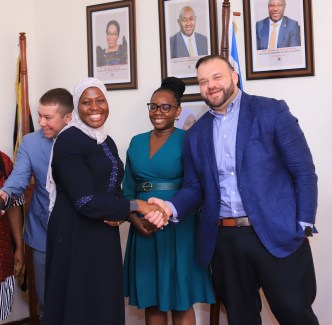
[209,90,247,217]
[169,91,246,221]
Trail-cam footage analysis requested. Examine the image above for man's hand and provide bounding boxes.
[0,191,8,216]
[135,200,169,227]
[0,190,8,202]
[148,198,172,217]
[143,198,173,228]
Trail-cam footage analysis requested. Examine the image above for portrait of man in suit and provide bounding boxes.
[170,6,208,59]
[256,0,301,50]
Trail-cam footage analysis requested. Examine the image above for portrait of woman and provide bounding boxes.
[96,20,128,66]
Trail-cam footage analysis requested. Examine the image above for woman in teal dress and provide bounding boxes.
[123,77,215,324]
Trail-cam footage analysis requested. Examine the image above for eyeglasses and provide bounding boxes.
[147,103,177,113]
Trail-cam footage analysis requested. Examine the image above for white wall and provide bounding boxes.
[0,0,331,324]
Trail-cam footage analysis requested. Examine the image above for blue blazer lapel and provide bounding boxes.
[277,21,287,48]
[236,93,253,173]
[262,19,270,49]
[200,114,219,188]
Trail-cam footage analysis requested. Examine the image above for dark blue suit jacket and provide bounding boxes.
[170,32,208,58]
[170,92,317,267]
[256,16,301,50]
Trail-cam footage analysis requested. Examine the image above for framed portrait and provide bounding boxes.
[158,0,218,85]
[243,0,314,79]
[176,100,209,130]
[87,1,137,90]
[182,92,201,102]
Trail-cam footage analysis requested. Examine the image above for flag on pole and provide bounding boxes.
[228,19,243,90]
[14,34,40,321]
[14,56,23,160]
[13,56,34,161]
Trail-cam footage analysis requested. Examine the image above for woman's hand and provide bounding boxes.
[104,220,125,227]
[13,245,24,277]
[7,205,24,277]
[129,213,158,237]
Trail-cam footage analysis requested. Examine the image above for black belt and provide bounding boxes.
[218,217,251,227]
[136,181,181,192]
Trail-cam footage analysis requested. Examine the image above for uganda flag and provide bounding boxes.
[13,54,34,161]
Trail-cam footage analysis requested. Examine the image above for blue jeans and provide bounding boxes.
[33,249,46,320]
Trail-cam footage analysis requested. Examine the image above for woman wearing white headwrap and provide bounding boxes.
[43,78,164,325]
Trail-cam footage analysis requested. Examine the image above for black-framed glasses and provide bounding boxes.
[147,103,177,113]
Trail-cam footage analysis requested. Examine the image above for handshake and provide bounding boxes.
[105,198,172,237]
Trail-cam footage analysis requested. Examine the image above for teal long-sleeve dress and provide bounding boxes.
[123,128,215,311]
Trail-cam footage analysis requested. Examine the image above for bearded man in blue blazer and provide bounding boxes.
[0,89,73,320]
[170,6,208,59]
[256,0,301,50]
[147,55,318,325]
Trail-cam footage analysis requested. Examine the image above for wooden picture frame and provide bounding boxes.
[158,0,218,85]
[182,92,202,102]
[243,0,314,79]
[87,0,137,90]
[176,100,209,130]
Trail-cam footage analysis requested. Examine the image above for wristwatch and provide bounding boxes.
[304,226,313,237]
[129,200,138,213]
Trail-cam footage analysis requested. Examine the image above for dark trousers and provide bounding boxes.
[211,227,319,325]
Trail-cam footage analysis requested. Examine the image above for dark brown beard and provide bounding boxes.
[201,81,235,111]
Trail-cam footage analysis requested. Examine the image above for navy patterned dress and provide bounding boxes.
[43,127,129,325]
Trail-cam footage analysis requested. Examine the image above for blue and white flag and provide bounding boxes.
[228,20,243,90]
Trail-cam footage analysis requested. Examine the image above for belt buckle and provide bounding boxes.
[142,181,153,192]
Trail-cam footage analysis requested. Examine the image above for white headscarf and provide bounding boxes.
[70,77,109,144]
[47,77,109,215]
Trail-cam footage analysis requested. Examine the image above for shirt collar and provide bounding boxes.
[181,32,195,41]
[269,17,284,26]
